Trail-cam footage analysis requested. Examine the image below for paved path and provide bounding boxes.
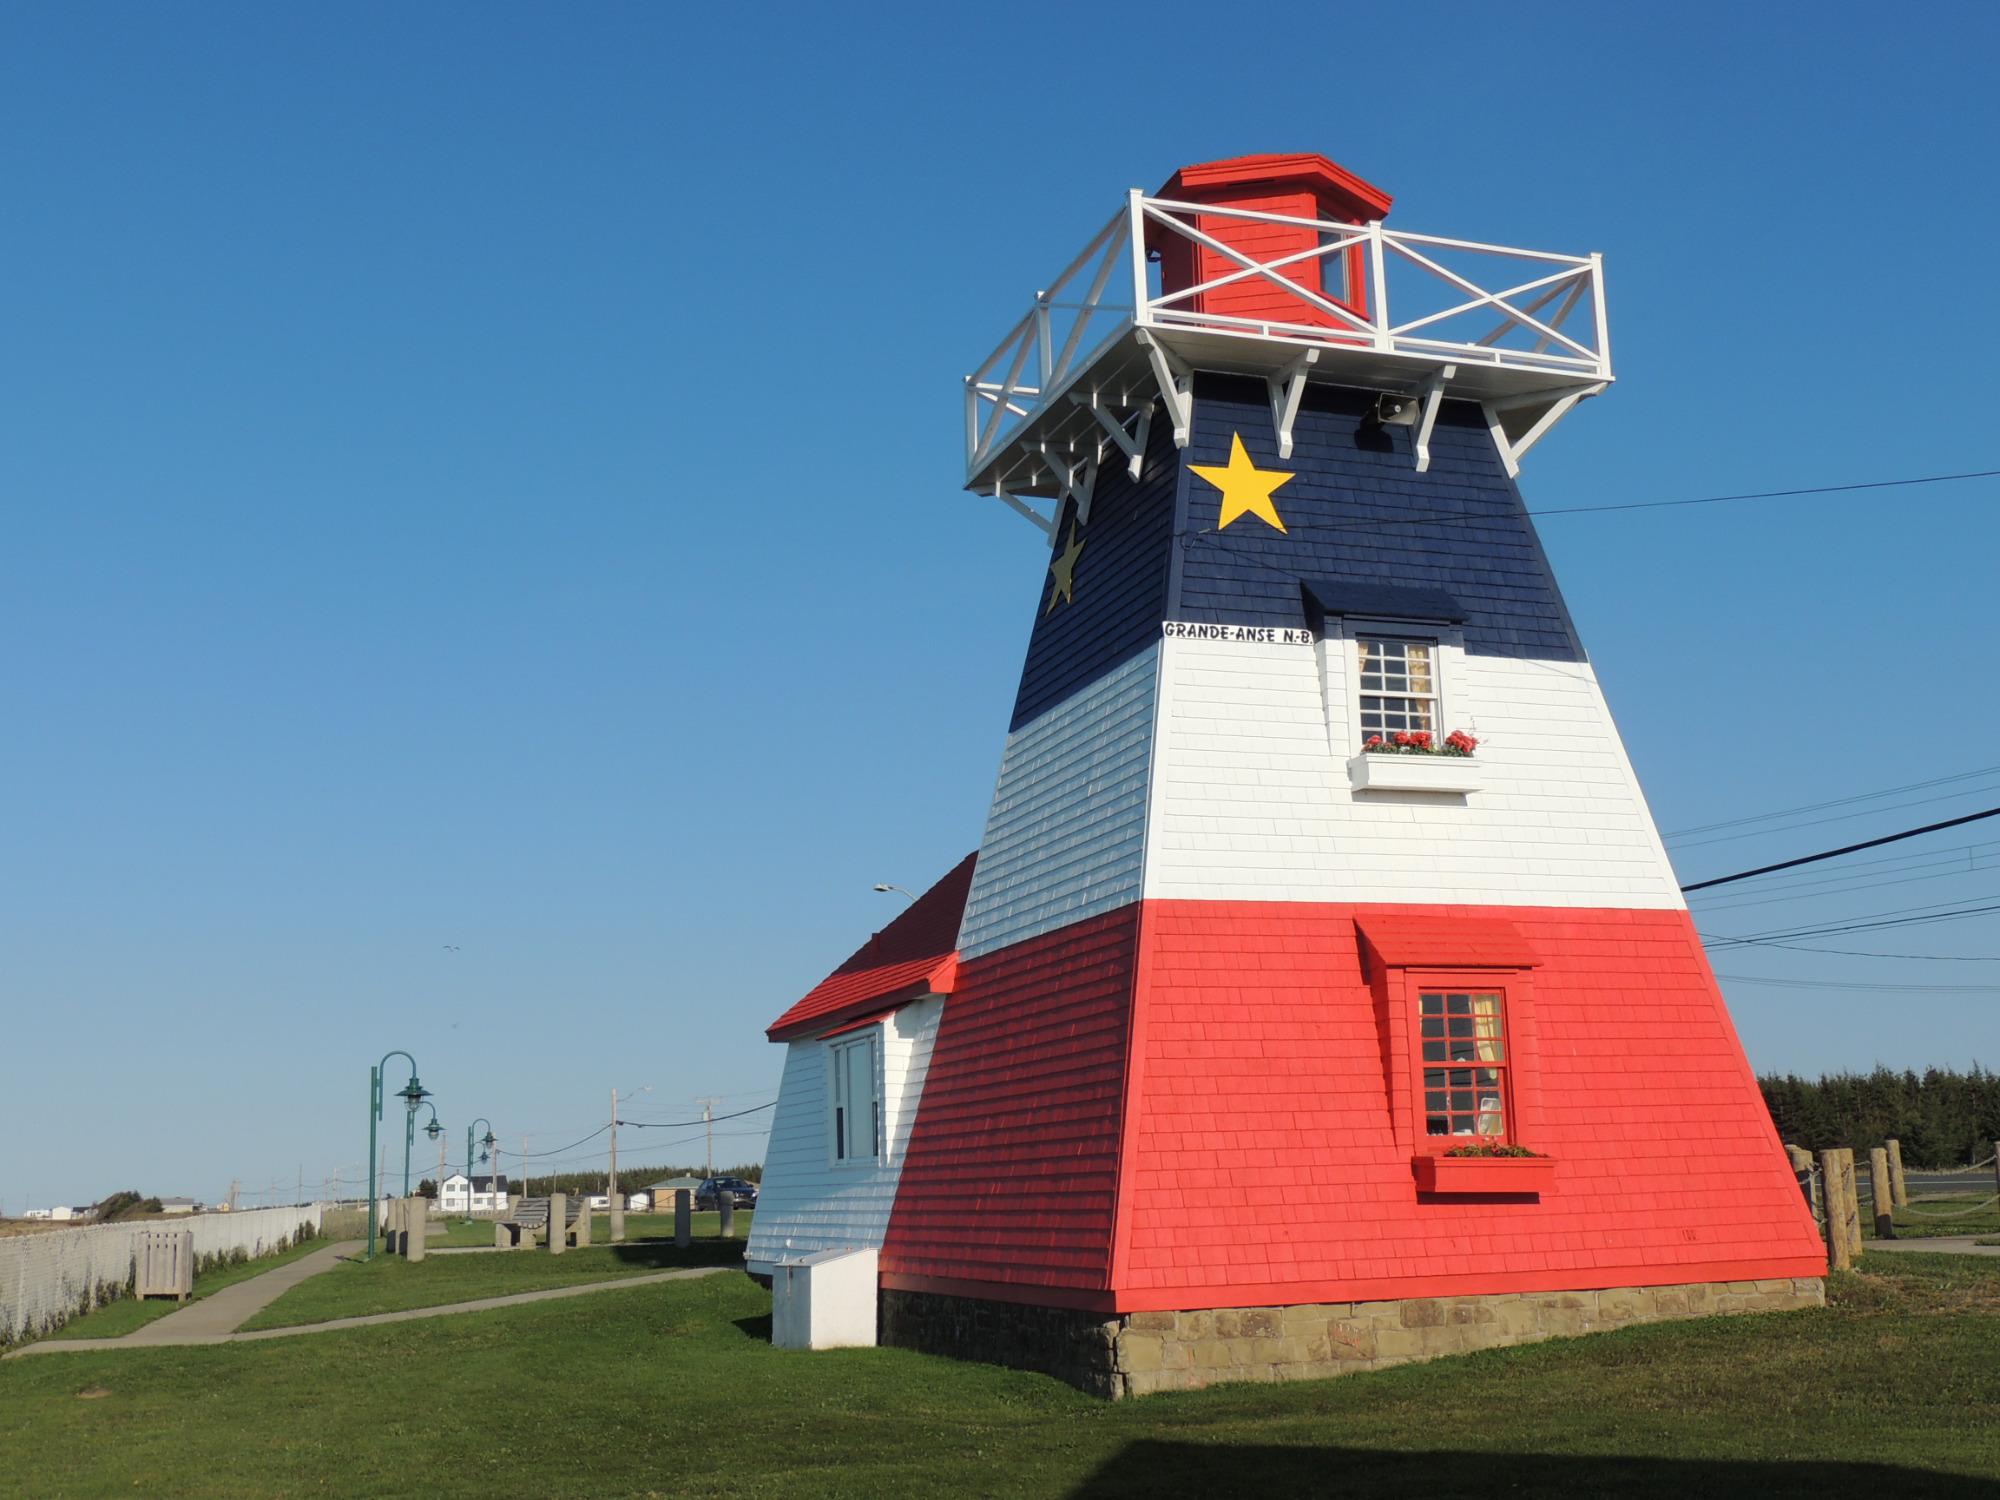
[7,1244,728,1358]
[1865,1236,2000,1258]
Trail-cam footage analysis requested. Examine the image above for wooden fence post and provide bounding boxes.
[1991,1141,2000,1201]
[1818,1149,1850,1270]
[1841,1150,1864,1259]
[1868,1148,1894,1239]
[1885,1138,1909,1208]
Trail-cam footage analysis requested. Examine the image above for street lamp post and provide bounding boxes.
[466,1118,497,1220]
[420,1104,445,1205]
[366,1051,430,1261]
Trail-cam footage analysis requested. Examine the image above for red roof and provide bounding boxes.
[1159,152,1393,221]
[765,853,976,1042]
[1355,913,1540,971]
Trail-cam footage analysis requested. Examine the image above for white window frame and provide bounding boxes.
[826,1029,884,1168]
[1330,617,1466,755]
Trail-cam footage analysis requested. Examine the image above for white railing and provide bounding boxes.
[965,189,1611,479]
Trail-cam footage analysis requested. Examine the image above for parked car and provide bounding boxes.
[693,1177,758,1211]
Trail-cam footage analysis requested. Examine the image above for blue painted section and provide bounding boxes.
[1008,412,1178,733]
[1172,377,1584,663]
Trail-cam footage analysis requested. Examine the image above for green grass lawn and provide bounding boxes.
[430,1209,750,1248]
[42,1237,331,1343]
[2,1250,1997,1497]
[1892,1194,2000,1240]
[236,1236,747,1330]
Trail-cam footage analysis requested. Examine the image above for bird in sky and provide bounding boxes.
[442,944,461,953]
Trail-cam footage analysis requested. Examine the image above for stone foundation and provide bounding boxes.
[881,1276,1825,1399]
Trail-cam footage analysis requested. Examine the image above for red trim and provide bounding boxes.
[1161,152,1393,220]
[884,1257,1824,1317]
[1413,1154,1558,1195]
[880,1271,1118,1315]
[819,1007,899,1040]
[1400,968,1536,1157]
[1358,914,1539,971]
[765,853,973,1040]
[1105,1257,1828,1314]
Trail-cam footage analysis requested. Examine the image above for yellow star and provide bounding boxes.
[1189,432,1293,533]
[1046,522,1084,613]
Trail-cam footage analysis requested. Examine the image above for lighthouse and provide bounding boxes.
[747,153,1825,1397]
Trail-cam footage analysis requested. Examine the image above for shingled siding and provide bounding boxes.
[1172,377,1583,662]
[744,997,942,1276]
[1114,901,1825,1304]
[957,645,1157,961]
[1142,630,1682,909]
[881,906,1137,1294]
[1010,404,1179,730]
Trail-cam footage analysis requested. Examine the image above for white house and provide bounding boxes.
[744,853,971,1280]
[438,1173,510,1213]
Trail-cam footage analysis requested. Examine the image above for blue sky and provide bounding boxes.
[5,3,1998,1207]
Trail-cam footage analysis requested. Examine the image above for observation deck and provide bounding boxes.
[964,183,1612,530]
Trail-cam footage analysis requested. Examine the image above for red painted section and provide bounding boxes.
[875,899,1825,1313]
[879,905,1139,1293]
[1154,153,1393,332]
[1114,901,1827,1308]
[765,853,975,1042]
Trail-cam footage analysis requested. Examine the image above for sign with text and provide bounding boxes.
[1162,621,1313,646]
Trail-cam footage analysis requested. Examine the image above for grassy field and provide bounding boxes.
[3,1250,1998,1497]
[45,1237,331,1342]
[237,1236,745,1329]
[1893,1195,2000,1240]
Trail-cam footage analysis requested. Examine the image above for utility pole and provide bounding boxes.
[697,1098,720,1177]
[522,1134,530,1201]
[609,1086,624,1244]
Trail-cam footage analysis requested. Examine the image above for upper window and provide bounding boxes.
[829,1033,881,1164]
[1419,990,1509,1140]
[1358,636,1438,743]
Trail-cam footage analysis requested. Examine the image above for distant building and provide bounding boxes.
[157,1198,198,1215]
[437,1173,510,1213]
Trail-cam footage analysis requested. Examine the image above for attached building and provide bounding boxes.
[745,854,972,1281]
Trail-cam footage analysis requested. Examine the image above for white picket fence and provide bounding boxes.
[1,1203,325,1345]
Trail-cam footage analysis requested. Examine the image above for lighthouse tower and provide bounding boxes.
[860,153,1826,1395]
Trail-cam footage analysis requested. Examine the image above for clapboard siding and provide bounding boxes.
[958,645,1158,960]
[744,997,943,1274]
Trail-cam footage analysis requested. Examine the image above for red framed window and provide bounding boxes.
[1417,987,1511,1142]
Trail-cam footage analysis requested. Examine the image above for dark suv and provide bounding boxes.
[694,1176,758,1210]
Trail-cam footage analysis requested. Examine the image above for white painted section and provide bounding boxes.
[771,1246,879,1350]
[1141,632,1683,909]
[745,997,942,1277]
[957,644,1158,959]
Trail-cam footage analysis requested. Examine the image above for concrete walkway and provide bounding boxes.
[7,1242,728,1358]
[1865,1236,2000,1257]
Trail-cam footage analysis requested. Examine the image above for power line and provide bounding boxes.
[1182,466,2000,542]
[1688,849,2000,914]
[619,1102,774,1129]
[1702,896,2000,951]
[1680,806,2000,893]
[1713,972,2000,994]
[1663,762,2000,839]
[1667,783,2000,851]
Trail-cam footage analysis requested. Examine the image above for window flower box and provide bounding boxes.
[1412,1153,1556,1196]
[1348,752,1482,795]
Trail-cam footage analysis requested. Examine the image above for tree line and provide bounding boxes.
[1759,1066,1999,1167]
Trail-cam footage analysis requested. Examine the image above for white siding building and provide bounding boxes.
[744,855,973,1280]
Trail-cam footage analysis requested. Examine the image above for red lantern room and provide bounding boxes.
[1152,152,1394,332]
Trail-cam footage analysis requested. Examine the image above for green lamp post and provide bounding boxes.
[466,1118,497,1220]
[366,1051,430,1261]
